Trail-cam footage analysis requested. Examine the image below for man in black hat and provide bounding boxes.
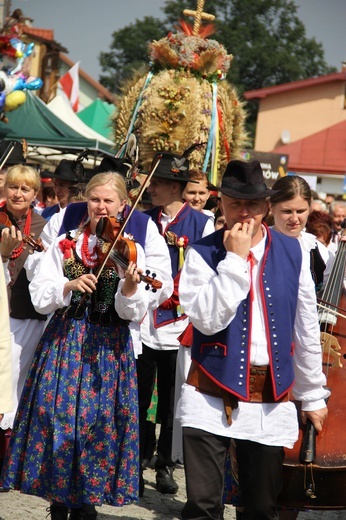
[138,152,214,495]
[41,159,83,222]
[177,159,329,519]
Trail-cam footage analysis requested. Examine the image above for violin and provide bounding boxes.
[0,212,44,253]
[96,215,162,292]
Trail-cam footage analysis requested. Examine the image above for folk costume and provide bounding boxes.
[0,262,13,417]
[53,200,174,359]
[177,160,329,520]
[0,225,155,509]
[137,152,214,494]
[0,204,46,436]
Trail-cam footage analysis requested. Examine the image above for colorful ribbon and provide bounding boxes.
[121,70,154,156]
[203,82,219,185]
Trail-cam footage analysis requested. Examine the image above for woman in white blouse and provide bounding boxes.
[0,172,165,520]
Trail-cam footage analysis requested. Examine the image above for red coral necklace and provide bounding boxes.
[10,208,32,260]
[81,225,99,268]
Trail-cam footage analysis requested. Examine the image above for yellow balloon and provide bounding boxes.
[4,91,26,112]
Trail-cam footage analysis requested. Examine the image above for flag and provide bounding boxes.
[59,61,80,112]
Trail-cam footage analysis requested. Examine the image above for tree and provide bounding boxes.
[99,16,165,93]
[162,0,336,130]
[99,0,336,132]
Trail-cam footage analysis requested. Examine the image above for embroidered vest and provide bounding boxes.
[41,203,59,221]
[60,251,125,326]
[0,208,47,321]
[191,227,302,401]
[146,203,209,327]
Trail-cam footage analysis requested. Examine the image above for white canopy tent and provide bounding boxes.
[47,95,113,146]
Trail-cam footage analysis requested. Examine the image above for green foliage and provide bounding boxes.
[99,16,165,93]
[99,0,337,132]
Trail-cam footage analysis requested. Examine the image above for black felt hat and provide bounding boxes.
[219,160,276,200]
[49,159,82,183]
[145,152,191,183]
[97,156,140,189]
[0,139,27,166]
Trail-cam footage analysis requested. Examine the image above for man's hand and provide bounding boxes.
[223,219,254,259]
[301,406,328,433]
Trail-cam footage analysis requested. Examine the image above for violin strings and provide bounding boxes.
[318,238,346,379]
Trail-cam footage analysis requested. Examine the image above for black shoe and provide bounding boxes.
[156,466,179,494]
[69,509,80,520]
[141,458,150,470]
[47,503,69,520]
[69,505,97,520]
[139,472,145,497]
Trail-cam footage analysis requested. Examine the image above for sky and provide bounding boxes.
[12,0,346,81]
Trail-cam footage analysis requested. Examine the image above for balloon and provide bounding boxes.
[0,92,5,111]
[0,27,43,119]
[13,76,43,91]
[4,90,26,111]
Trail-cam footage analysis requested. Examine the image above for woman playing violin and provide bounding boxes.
[0,172,160,520]
[0,164,46,470]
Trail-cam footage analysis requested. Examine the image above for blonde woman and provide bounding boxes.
[0,164,46,466]
[0,172,166,520]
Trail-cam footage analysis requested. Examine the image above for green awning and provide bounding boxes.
[77,99,115,140]
[0,92,114,156]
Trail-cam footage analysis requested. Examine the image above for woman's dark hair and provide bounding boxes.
[270,175,312,206]
[41,183,56,204]
[306,210,333,245]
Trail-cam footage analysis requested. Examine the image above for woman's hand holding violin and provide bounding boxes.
[63,273,98,298]
[1,225,22,261]
[122,260,141,297]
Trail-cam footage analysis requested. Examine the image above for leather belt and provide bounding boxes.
[186,361,289,426]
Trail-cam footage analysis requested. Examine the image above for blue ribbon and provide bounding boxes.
[203,82,218,179]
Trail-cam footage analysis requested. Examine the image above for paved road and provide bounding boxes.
[1,464,345,520]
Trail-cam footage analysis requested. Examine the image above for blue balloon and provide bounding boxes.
[0,92,6,111]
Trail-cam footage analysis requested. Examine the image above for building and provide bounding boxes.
[244,67,346,194]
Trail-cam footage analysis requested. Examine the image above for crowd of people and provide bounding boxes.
[0,137,342,520]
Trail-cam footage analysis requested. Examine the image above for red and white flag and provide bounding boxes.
[59,61,80,112]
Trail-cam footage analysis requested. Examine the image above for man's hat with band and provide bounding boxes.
[145,143,206,183]
[49,149,90,184]
[146,152,191,182]
[49,159,82,183]
[219,160,276,200]
[97,156,140,189]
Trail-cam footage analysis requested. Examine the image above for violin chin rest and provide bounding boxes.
[95,217,106,238]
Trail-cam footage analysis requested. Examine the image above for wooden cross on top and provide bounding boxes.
[183,0,215,37]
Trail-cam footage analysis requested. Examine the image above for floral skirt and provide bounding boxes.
[0,311,139,508]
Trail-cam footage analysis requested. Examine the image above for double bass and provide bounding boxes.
[278,227,346,510]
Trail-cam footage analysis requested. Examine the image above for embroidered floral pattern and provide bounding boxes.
[1,312,139,507]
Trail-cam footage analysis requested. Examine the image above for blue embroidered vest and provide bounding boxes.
[59,202,149,249]
[191,227,302,401]
[41,203,59,221]
[146,203,209,327]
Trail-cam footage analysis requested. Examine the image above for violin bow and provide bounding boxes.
[0,141,16,170]
[95,153,163,280]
